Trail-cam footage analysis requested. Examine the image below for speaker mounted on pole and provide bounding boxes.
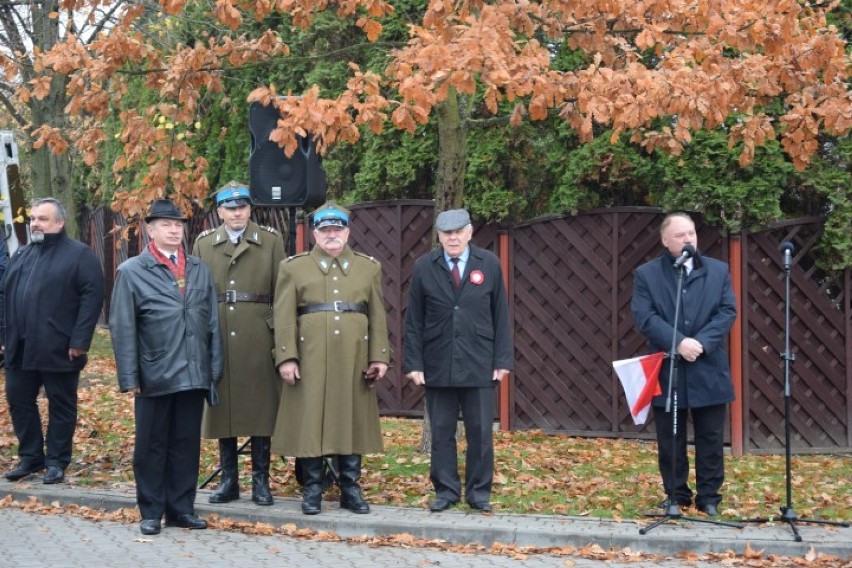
[248,101,327,208]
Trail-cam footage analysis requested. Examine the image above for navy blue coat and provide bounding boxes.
[631,251,737,408]
[0,230,104,372]
[404,245,513,387]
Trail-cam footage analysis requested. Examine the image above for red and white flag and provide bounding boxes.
[612,352,665,425]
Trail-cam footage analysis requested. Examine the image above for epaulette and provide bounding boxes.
[261,225,278,234]
[354,251,379,263]
[284,252,310,263]
[197,228,216,239]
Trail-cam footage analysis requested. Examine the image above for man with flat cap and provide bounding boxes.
[110,199,223,535]
[271,201,390,515]
[193,181,286,506]
[404,208,513,513]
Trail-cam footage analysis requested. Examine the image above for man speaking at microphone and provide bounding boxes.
[631,212,737,517]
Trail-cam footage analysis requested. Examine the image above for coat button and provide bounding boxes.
[230,331,236,336]
[334,330,340,335]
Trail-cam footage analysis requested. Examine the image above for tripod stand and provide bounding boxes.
[641,249,742,534]
[738,243,849,541]
[198,438,252,489]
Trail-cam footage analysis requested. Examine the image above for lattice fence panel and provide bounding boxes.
[743,220,849,451]
[613,210,665,435]
[511,212,621,433]
[349,201,436,415]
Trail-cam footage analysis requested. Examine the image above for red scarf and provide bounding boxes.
[147,242,187,294]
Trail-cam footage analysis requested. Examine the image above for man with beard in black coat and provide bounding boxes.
[1,197,104,485]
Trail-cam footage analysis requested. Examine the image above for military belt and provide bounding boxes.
[297,301,368,316]
[217,291,272,304]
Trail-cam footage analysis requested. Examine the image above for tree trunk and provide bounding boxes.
[419,88,469,453]
[28,0,76,235]
[434,88,467,212]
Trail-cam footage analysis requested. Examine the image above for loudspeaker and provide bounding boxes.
[248,101,327,208]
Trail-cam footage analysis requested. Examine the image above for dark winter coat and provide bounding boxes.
[109,248,223,398]
[403,244,513,387]
[0,229,104,372]
[631,250,737,408]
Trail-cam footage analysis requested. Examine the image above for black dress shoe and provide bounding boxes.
[43,466,65,484]
[4,462,45,481]
[698,504,719,517]
[468,501,493,512]
[165,513,208,529]
[428,498,457,512]
[140,519,161,535]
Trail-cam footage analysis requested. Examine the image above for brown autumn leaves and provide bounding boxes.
[1,0,848,222]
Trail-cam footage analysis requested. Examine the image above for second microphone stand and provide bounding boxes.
[738,245,849,540]
[641,261,742,534]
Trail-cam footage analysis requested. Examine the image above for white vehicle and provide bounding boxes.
[0,130,26,256]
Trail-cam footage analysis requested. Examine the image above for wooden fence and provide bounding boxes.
[81,202,851,454]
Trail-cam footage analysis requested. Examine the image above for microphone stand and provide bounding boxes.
[738,248,849,540]
[641,261,742,534]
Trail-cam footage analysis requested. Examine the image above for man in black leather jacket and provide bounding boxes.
[109,199,223,536]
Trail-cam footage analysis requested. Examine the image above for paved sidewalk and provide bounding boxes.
[1,477,849,561]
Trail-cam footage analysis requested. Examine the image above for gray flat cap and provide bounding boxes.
[435,209,471,232]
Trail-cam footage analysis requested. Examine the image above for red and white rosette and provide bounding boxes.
[469,269,484,285]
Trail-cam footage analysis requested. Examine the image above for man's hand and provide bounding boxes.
[406,371,425,386]
[363,362,388,388]
[677,338,704,363]
[278,360,300,385]
[128,387,140,395]
[493,369,510,382]
[68,347,87,361]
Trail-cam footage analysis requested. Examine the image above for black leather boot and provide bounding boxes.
[250,436,274,506]
[338,454,370,514]
[209,438,239,503]
[299,457,324,515]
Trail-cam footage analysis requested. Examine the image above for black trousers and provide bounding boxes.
[425,386,495,505]
[4,368,79,469]
[653,403,727,508]
[133,389,205,521]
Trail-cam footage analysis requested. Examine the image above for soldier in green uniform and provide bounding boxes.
[192,181,286,506]
[272,202,390,515]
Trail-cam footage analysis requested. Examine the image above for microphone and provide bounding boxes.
[779,241,794,269]
[672,244,696,269]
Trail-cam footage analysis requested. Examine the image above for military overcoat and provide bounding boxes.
[271,244,391,457]
[192,221,286,438]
